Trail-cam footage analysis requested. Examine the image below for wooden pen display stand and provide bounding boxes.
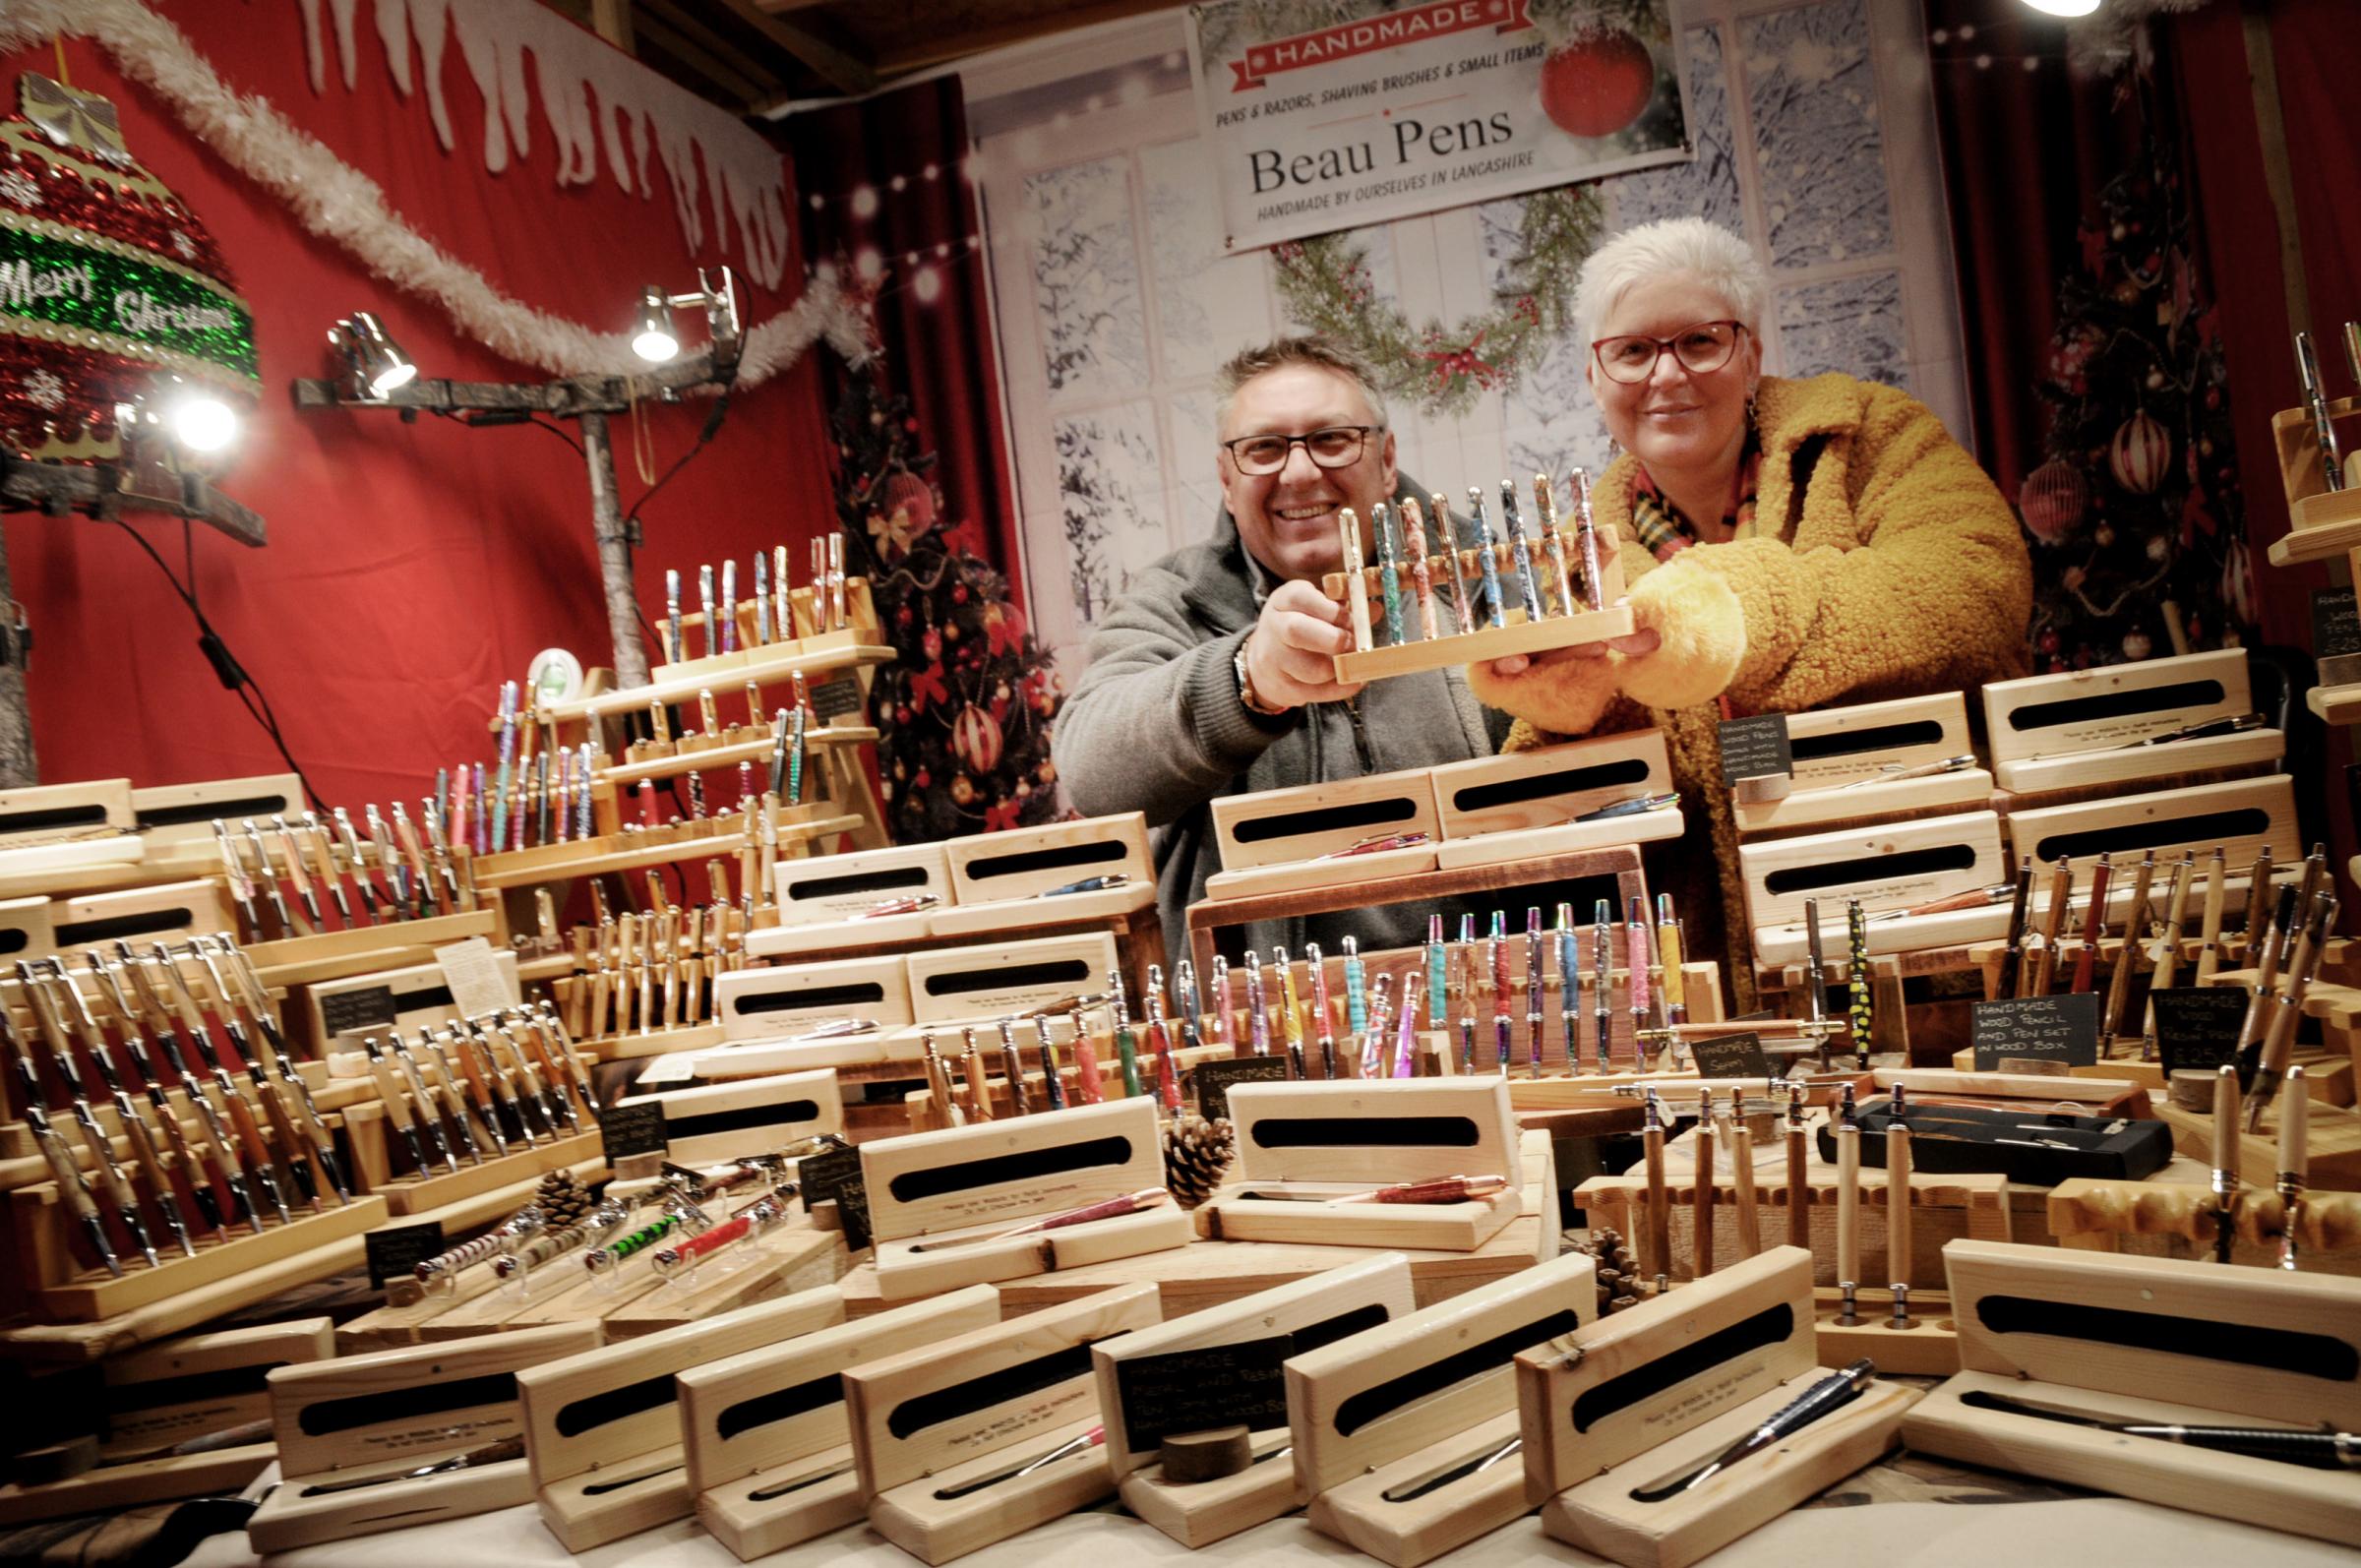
[2154,1091,2361,1188]
[2006,773,2298,875]
[1289,1249,1597,1567]
[845,1281,1163,1564]
[0,1315,331,1526]
[516,1287,845,1551]
[241,905,500,990]
[863,1096,1185,1299]
[246,1321,599,1551]
[650,575,880,682]
[1207,770,1441,898]
[1195,1079,1525,1250]
[1091,1253,1417,1547]
[2047,1176,2361,1271]
[1427,730,1681,869]
[1905,1240,2361,1547]
[1528,1246,1918,1568]
[1734,693,1993,836]
[1737,809,2007,963]
[1985,648,2280,796]
[682,1288,1001,1561]
[615,1067,844,1165]
[1320,522,1632,684]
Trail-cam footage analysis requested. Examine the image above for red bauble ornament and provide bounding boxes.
[914,767,930,790]
[922,627,942,660]
[951,701,1003,774]
[950,773,977,807]
[952,584,969,605]
[2018,458,2087,544]
[1539,29,1656,139]
[2109,409,2170,495]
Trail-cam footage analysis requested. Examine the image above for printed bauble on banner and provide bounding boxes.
[1540,28,1656,139]
[2108,407,2170,495]
[0,73,258,461]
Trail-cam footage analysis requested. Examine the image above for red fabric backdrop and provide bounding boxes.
[2,6,838,810]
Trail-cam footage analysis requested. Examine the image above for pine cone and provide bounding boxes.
[532,1170,593,1229]
[1578,1227,1642,1316]
[1162,1114,1236,1209]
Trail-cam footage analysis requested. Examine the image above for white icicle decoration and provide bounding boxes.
[4,0,870,384]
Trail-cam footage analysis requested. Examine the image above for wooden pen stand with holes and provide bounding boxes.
[2046,1177,2361,1271]
[1320,527,1631,684]
[650,578,881,683]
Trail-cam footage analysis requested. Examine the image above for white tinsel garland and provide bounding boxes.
[0,0,871,387]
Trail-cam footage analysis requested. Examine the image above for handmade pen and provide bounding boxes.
[117,945,270,1227]
[213,818,261,935]
[1725,1093,1760,1256]
[2276,1066,2308,1271]
[1656,894,1687,1029]
[908,1190,1169,1254]
[719,559,738,654]
[1869,882,2019,921]
[1846,899,1871,1067]
[1836,754,1975,789]
[827,534,848,630]
[2070,855,2112,994]
[665,569,684,663]
[1499,479,1544,621]
[1304,940,1336,1077]
[1468,487,1507,628]
[1692,1086,1716,1278]
[773,543,790,636]
[1244,950,1270,1059]
[1175,957,1205,1054]
[1273,948,1306,1079]
[698,563,718,658]
[17,964,163,1264]
[2028,858,2074,995]
[1993,857,2034,997]
[42,963,197,1256]
[1068,1015,1105,1106]
[997,1017,1033,1116]
[1627,899,1658,1066]
[1785,1084,1810,1249]
[1362,974,1393,1080]
[1372,501,1408,645]
[490,680,519,853]
[752,550,772,645]
[1887,1083,1912,1328]
[959,1030,993,1123]
[1641,1089,1669,1286]
[1109,968,1145,1098]
[1628,1360,1877,1502]
[331,808,382,922]
[1524,907,1545,1077]
[1834,1084,1860,1324]
[1400,497,1442,640]
[2142,852,2198,1052]
[2243,848,2273,939]
[1393,971,1423,1078]
[241,817,297,935]
[2193,847,2228,986]
[89,954,230,1235]
[1430,491,1477,631]
[1342,937,1367,1044]
[1146,982,1183,1111]
[1031,1013,1068,1113]
[1570,467,1606,613]
[1425,914,1450,1046]
[2298,330,2345,492]
[2246,894,2335,1128]
[2098,851,2156,1056]
[380,1033,458,1175]
[1210,953,1235,1052]
[2209,1063,2242,1264]
[1557,904,1579,1070]
[1488,911,1513,1074]
[1957,1389,2358,1468]
[1594,899,1614,1070]
[1338,509,1374,651]
[1534,472,1576,616]
[1241,1174,1512,1205]
[23,1088,122,1274]
[1572,791,1679,822]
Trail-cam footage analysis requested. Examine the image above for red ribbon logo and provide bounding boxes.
[1229,0,1532,91]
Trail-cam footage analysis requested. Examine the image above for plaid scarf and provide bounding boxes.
[1627,436,1763,563]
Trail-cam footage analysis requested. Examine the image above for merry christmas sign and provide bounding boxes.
[1185,0,1690,252]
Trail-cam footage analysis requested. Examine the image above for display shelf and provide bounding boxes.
[241,907,499,988]
[2308,683,2361,726]
[545,642,892,723]
[472,811,861,890]
[2265,512,2361,566]
[602,725,878,785]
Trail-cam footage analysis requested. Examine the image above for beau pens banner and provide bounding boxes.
[1185,0,1691,253]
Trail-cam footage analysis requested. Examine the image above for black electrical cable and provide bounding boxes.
[112,519,326,811]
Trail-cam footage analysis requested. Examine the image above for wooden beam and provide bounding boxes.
[633,9,770,105]
[590,0,634,54]
[640,0,785,91]
[716,0,877,96]
[871,0,1181,76]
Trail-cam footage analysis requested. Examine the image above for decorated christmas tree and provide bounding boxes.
[2017,124,2251,671]
[830,376,1066,841]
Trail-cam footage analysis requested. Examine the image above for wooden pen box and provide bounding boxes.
[904,931,1117,1024]
[1984,648,2252,771]
[1093,1255,1417,1547]
[1904,1240,2361,1547]
[516,1287,847,1551]
[863,1096,1186,1300]
[51,878,233,952]
[1529,1245,1918,1568]
[247,1322,600,1551]
[1290,1249,1598,1568]
[1736,809,2006,936]
[2003,774,2297,875]
[713,954,912,1037]
[845,1281,1163,1564]
[770,843,950,926]
[0,777,133,848]
[1207,769,1442,892]
[1428,731,1681,868]
[130,772,306,847]
[683,1287,1002,1561]
[615,1068,844,1166]
[1196,1079,1525,1251]
[1784,692,1972,788]
[943,813,1152,904]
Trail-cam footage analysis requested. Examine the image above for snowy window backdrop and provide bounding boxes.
[965,0,1968,669]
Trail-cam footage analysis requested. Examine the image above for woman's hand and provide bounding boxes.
[1484,627,1662,679]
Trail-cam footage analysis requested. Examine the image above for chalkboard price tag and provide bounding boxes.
[2311,588,2361,660]
[598,1101,667,1162]
[2149,987,2251,1075]
[1193,1055,1289,1121]
[1115,1337,1289,1454]
[319,986,398,1038]
[1718,714,1793,786]
[800,1145,872,1251]
[1689,1032,1771,1081]
[364,1220,445,1290]
[808,678,865,721]
[1970,993,2100,1071]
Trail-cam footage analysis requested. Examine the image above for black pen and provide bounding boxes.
[1042,874,1129,897]
[1574,792,1679,823]
[1628,1359,1876,1502]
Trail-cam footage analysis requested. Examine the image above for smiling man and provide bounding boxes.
[1056,336,1508,967]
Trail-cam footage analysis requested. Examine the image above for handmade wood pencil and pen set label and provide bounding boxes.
[1317,476,1634,683]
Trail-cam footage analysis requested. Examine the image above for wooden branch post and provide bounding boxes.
[577,410,649,689]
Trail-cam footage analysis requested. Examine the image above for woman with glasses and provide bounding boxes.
[1472,216,2031,1005]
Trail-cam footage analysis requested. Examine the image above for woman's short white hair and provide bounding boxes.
[1573,218,1769,349]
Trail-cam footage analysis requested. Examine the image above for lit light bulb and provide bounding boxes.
[169,394,239,452]
[2019,0,2097,15]
[632,285,677,363]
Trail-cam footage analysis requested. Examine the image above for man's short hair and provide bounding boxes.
[1212,335,1390,438]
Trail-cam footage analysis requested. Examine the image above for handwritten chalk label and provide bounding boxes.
[1193,1055,1289,1121]
[1718,714,1793,785]
[1690,1032,1771,1081]
[808,678,864,721]
[598,1101,667,1162]
[319,986,397,1038]
[1971,993,2099,1071]
[2312,588,2361,660]
[800,1146,872,1251]
[2149,986,2251,1075]
[364,1220,445,1290]
[1116,1336,1290,1454]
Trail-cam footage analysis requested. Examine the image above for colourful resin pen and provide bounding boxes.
[1174,958,1205,1053]
[1594,900,1615,1071]
[1525,906,1546,1077]
[1430,492,1477,631]
[1306,940,1337,1078]
[1109,968,1145,1098]
[1210,954,1235,1053]
[1401,497,1443,640]
[1501,479,1544,622]
[1069,1015,1105,1105]
[1657,894,1689,1027]
[1145,982,1182,1113]
[1244,950,1271,1058]
[1847,898,1872,1068]
[1273,946,1307,1079]
[1035,1012,1067,1112]
[1571,467,1607,613]
[1372,502,1408,644]
[1468,487,1507,628]
[1392,972,1422,1078]
[665,569,685,664]
[1426,915,1450,1036]
[1361,974,1393,1079]
[1557,903,1580,1070]
[1488,911,1512,1073]
[1343,936,1368,1042]
[1535,472,1576,617]
[1626,899,1654,1067]
[1339,509,1374,651]
[719,559,738,654]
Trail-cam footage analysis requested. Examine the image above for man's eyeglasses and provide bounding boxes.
[1221,425,1381,476]
[1591,321,1747,385]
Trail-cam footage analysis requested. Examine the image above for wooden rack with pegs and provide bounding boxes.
[845,1282,1163,1564]
[2047,1175,2361,1270]
[650,576,881,683]
[1320,522,1632,685]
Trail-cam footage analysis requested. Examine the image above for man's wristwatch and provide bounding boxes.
[1235,637,1290,718]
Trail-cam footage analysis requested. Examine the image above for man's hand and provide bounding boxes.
[1243,579,1367,710]
[1485,628,1661,679]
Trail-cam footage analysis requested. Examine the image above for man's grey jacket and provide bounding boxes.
[1055,494,1509,967]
